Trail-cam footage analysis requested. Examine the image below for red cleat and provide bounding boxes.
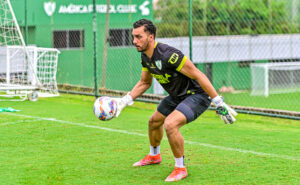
[133,154,162,166]
[165,167,188,182]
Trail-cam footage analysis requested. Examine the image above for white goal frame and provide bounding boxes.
[251,62,300,97]
[0,0,60,101]
[0,46,60,100]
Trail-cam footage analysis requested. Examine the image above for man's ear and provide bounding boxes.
[149,34,154,41]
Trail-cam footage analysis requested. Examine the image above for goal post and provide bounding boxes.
[251,62,300,97]
[0,46,60,100]
[0,0,25,46]
[0,0,60,101]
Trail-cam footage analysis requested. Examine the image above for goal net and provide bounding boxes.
[0,0,60,100]
[251,62,300,97]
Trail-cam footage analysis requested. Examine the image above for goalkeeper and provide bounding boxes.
[114,19,237,182]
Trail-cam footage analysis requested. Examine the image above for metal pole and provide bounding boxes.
[268,0,272,33]
[203,0,207,62]
[268,0,273,59]
[188,0,192,61]
[292,0,298,23]
[24,0,28,44]
[93,0,98,98]
[101,0,110,88]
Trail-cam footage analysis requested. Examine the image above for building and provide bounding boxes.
[11,0,153,92]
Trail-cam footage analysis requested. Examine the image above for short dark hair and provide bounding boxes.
[133,19,156,38]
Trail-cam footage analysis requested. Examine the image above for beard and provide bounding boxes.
[135,39,149,53]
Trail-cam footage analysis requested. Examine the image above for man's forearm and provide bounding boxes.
[196,72,218,99]
[129,80,151,100]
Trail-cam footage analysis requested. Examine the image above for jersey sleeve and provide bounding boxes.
[141,58,149,71]
[164,48,187,72]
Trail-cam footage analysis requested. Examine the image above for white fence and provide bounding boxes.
[157,34,300,63]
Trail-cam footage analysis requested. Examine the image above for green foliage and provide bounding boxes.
[156,23,187,37]
[154,0,299,37]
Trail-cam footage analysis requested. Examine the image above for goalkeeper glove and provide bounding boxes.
[113,93,134,117]
[212,96,237,124]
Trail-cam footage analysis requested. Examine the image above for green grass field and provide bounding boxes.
[221,91,300,112]
[1,94,300,184]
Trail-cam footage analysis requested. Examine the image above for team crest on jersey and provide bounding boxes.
[155,60,162,70]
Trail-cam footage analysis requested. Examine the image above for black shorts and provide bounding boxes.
[157,93,211,123]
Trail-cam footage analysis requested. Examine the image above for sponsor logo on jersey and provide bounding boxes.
[151,73,171,84]
[168,53,179,64]
[150,64,156,68]
[155,60,162,70]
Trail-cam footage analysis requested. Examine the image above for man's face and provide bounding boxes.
[132,26,153,52]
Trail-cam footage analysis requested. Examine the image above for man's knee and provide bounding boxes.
[148,116,155,129]
[164,118,177,136]
[164,111,186,136]
[149,115,164,130]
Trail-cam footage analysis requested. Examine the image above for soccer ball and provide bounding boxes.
[93,96,117,121]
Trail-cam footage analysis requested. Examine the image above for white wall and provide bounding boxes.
[157,34,300,63]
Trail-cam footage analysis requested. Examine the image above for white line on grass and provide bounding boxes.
[0,119,41,126]
[4,112,300,161]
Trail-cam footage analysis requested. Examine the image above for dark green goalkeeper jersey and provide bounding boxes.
[141,42,207,99]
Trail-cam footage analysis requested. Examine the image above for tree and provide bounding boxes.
[154,0,299,37]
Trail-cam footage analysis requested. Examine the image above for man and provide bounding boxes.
[114,19,237,182]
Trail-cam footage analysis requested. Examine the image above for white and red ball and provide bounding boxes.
[93,96,117,121]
